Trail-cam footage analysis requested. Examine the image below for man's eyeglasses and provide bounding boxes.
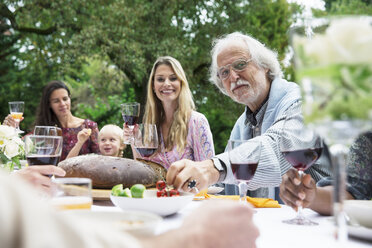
[217,58,252,80]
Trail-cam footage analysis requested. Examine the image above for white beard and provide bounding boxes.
[230,79,250,92]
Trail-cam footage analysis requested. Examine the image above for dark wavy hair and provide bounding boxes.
[35,80,71,127]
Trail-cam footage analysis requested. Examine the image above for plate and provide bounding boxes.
[348,225,372,241]
[207,186,224,194]
[345,200,372,228]
[61,210,162,237]
[110,189,194,216]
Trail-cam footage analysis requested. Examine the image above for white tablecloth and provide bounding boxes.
[92,201,372,248]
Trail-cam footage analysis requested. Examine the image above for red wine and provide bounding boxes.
[135,147,157,157]
[282,148,322,171]
[122,114,139,126]
[27,155,60,166]
[231,163,258,181]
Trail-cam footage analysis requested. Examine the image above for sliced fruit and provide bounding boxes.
[111,184,124,196]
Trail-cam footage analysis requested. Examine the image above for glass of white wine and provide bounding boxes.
[8,101,24,133]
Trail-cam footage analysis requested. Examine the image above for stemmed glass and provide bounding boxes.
[280,106,323,226]
[227,140,261,203]
[133,123,158,158]
[121,102,140,144]
[34,126,62,136]
[25,135,63,177]
[8,101,24,133]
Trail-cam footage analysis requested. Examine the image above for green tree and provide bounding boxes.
[1,0,299,153]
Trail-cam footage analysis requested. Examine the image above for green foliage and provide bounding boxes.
[1,0,299,153]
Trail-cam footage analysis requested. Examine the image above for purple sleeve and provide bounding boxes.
[189,112,215,161]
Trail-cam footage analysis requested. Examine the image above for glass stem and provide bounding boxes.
[297,170,304,219]
[238,182,247,204]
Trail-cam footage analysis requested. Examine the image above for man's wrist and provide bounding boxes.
[211,157,227,183]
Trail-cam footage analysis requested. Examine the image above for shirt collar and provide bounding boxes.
[244,92,270,126]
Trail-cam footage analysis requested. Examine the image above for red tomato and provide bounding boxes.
[156,189,167,197]
[156,181,166,191]
[169,189,180,197]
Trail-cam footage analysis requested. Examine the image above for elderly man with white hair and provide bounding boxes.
[167,32,331,199]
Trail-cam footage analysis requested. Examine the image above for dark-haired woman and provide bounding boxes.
[35,80,99,161]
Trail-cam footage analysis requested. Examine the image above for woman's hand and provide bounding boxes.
[3,114,23,128]
[123,123,136,144]
[77,128,92,144]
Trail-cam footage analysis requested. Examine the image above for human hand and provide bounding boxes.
[3,114,23,128]
[13,166,66,194]
[122,123,136,144]
[167,159,219,192]
[279,168,317,211]
[77,128,92,144]
[182,200,259,248]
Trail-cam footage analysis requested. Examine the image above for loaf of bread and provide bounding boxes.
[58,154,166,189]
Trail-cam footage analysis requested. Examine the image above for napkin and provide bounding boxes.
[195,191,281,208]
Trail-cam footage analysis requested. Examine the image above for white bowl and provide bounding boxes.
[110,189,194,216]
[344,200,372,228]
[61,210,162,237]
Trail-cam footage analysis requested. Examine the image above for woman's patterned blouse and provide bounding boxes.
[142,111,215,170]
[60,119,99,161]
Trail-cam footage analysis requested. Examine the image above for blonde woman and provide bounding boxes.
[125,56,215,169]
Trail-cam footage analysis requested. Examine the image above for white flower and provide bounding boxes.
[4,139,19,159]
[0,125,17,139]
[295,17,372,67]
[0,125,25,170]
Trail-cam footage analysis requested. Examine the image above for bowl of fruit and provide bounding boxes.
[110,181,194,216]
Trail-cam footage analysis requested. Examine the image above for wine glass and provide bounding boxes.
[8,101,24,133]
[227,140,261,203]
[121,102,140,144]
[133,123,158,158]
[280,106,323,226]
[25,135,63,177]
[34,126,62,136]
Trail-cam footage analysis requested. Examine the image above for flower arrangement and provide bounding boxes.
[292,16,372,121]
[0,124,25,171]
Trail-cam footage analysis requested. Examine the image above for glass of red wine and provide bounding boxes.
[133,123,158,158]
[34,126,62,136]
[121,102,140,144]
[280,107,323,226]
[25,135,63,176]
[228,140,261,203]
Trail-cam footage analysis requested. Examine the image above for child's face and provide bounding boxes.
[98,130,123,157]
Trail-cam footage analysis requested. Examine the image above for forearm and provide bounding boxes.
[66,141,85,159]
[309,186,355,215]
[131,145,139,159]
[308,186,333,215]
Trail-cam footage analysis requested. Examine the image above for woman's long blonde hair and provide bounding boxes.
[143,56,195,152]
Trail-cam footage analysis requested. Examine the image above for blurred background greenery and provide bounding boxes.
[1,0,371,155]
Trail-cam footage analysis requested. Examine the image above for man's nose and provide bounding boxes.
[229,69,240,83]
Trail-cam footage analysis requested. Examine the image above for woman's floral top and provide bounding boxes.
[61,119,99,161]
[142,111,215,170]
[318,131,372,200]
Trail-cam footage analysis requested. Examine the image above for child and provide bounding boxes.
[98,124,126,157]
